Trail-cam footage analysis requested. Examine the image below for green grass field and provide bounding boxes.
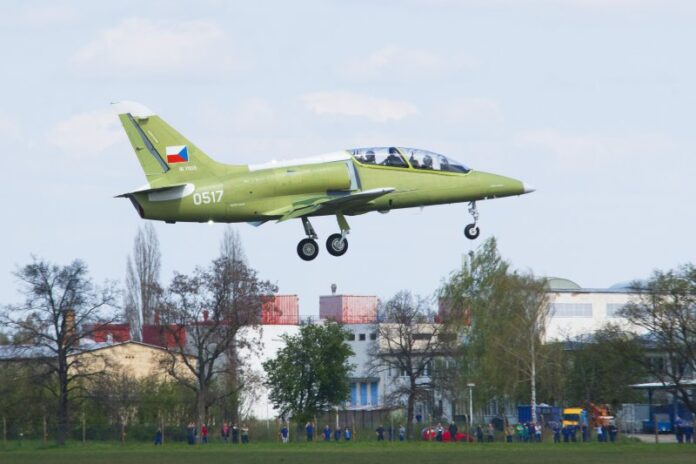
[1,441,695,464]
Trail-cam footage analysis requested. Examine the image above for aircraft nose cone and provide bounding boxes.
[522,182,536,194]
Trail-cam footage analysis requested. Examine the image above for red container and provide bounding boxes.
[142,324,186,348]
[261,295,300,325]
[88,323,131,343]
[319,295,378,324]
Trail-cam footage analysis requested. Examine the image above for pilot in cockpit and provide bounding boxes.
[422,154,433,169]
[365,150,376,164]
[385,147,402,166]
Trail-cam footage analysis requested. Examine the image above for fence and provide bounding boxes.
[0,408,403,445]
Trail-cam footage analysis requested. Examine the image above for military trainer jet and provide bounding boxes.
[115,102,534,261]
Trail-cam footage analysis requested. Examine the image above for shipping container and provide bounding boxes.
[142,324,186,349]
[261,295,300,325]
[88,323,131,343]
[319,295,378,324]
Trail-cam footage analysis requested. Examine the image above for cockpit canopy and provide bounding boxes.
[350,147,470,173]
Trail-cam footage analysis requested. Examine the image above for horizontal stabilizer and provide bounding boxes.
[116,183,195,202]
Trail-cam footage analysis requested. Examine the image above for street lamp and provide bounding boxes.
[467,383,475,435]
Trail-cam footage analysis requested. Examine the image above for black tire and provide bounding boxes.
[297,238,319,261]
[464,223,480,240]
[326,233,349,257]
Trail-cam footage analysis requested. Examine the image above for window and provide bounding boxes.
[350,382,357,406]
[413,333,432,341]
[351,147,408,168]
[400,147,470,173]
[347,333,355,341]
[370,333,377,341]
[370,381,379,405]
[359,333,366,341]
[360,383,368,405]
[606,303,625,318]
[550,303,593,318]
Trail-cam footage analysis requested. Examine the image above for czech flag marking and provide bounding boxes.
[166,145,189,164]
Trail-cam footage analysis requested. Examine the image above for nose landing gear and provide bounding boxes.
[297,217,319,261]
[464,201,481,240]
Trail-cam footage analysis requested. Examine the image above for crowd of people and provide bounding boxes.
[178,422,251,445]
[303,422,353,442]
[159,418,631,445]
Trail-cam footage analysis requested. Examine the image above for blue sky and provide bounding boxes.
[2,0,695,316]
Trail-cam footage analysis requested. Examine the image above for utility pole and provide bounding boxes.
[467,383,475,438]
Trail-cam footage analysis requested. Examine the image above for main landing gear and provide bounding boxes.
[464,201,481,240]
[296,214,350,261]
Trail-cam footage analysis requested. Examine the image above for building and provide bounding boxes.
[0,340,192,382]
[545,278,641,340]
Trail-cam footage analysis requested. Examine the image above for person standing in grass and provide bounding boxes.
[344,427,352,441]
[376,424,385,441]
[232,423,239,443]
[324,425,332,441]
[154,428,162,446]
[241,424,249,444]
[448,422,458,442]
[334,426,342,441]
[306,421,314,442]
[280,424,289,443]
[201,423,208,444]
[399,424,406,441]
[221,422,230,443]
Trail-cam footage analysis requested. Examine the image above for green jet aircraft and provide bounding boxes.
[115,102,534,261]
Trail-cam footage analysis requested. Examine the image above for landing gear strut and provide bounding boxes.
[326,213,350,257]
[297,217,319,261]
[464,201,481,240]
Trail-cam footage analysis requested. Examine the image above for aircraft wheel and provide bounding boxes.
[326,233,349,257]
[297,238,319,261]
[464,224,480,240]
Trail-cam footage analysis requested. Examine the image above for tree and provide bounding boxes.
[124,224,162,341]
[1,258,117,444]
[621,264,696,415]
[564,324,646,407]
[263,322,353,430]
[368,291,454,439]
[440,238,554,424]
[159,230,276,439]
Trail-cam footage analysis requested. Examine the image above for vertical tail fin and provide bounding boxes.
[114,101,243,187]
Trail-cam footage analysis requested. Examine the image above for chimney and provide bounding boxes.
[331,283,337,295]
[63,309,78,347]
[154,310,160,326]
[203,310,209,322]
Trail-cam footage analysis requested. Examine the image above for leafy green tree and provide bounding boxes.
[622,264,696,415]
[263,323,353,429]
[440,238,556,422]
[564,324,646,407]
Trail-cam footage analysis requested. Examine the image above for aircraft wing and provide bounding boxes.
[275,188,395,222]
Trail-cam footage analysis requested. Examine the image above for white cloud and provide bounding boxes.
[47,108,123,157]
[0,112,20,140]
[436,97,504,127]
[517,128,676,165]
[340,45,477,81]
[71,18,235,78]
[20,5,80,27]
[301,91,417,122]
